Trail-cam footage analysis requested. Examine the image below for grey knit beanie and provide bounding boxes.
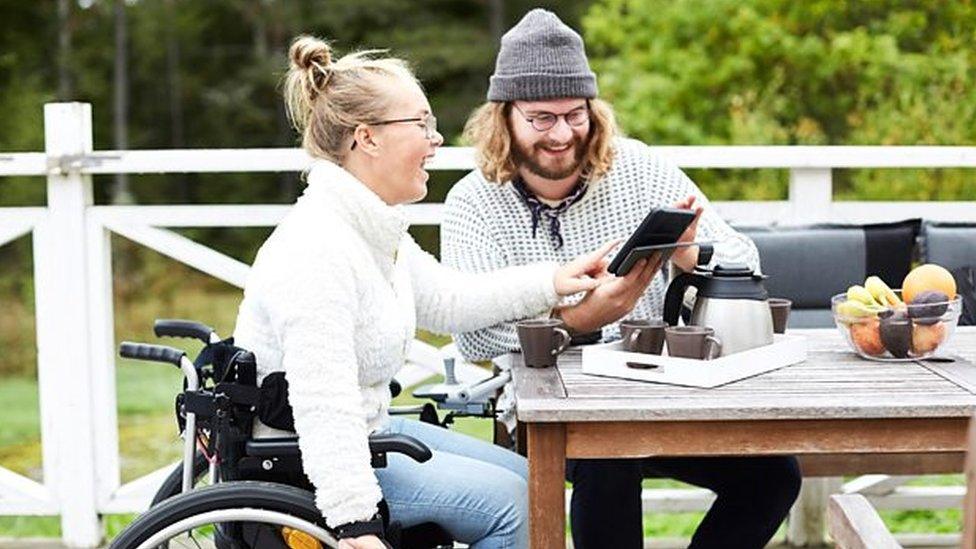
[487,9,597,102]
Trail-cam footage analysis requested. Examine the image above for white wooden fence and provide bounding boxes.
[1,102,975,547]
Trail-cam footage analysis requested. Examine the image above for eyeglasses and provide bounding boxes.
[512,102,590,132]
[350,112,438,149]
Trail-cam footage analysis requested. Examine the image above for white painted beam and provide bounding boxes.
[865,485,966,510]
[0,467,56,512]
[0,219,36,248]
[103,223,250,288]
[843,474,910,496]
[639,488,715,513]
[832,201,976,224]
[0,152,48,176]
[101,462,177,514]
[42,145,976,175]
[655,145,976,168]
[89,203,444,227]
[89,205,289,227]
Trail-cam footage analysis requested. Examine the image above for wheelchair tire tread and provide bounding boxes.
[111,481,327,549]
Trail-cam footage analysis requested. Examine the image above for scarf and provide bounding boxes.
[512,176,588,250]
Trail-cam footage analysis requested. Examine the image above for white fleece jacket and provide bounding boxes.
[232,160,559,528]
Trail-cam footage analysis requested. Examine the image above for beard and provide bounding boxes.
[512,134,587,180]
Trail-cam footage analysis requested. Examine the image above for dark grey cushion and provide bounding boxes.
[741,227,865,309]
[921,222,976,272]
[922,222,976,327]
[789,308,837,329]
[735,220,920,328]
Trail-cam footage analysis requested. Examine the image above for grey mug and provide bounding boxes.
[516,319,572,368]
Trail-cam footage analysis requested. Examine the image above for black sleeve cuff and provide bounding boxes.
[334,514,385,540]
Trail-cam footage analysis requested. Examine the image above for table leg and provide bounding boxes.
[527,422,566,548]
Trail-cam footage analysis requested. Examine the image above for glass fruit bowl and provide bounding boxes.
[831,290,962,362]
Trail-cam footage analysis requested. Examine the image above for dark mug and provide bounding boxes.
[620,318,667,355]
[516,319,572,368]
[665,326,723,360]
[768,298,792,334]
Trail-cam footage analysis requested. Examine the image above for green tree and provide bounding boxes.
[583,0,976,200]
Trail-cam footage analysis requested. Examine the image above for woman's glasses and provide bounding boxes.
[351,113,438,149]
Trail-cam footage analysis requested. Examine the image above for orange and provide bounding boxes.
[902,264,957,304]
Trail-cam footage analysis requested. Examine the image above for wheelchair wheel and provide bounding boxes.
[111,481,337,549]
[150,451,210,507]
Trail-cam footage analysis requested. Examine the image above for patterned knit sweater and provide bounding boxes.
[233,160,559,527]
[442,137,761,361]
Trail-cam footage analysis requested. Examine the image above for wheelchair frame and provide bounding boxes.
[112,318,505,549]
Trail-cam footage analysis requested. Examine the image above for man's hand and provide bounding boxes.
[553,240,617,295]
[338,535,388,549]
[671,195,705,273]
[557,255,663,333]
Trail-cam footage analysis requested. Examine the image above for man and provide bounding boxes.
[441,9,801,549]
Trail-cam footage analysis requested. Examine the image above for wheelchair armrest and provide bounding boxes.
[244,433,432,464]
[245,437,301,457]
[369,433,432,463]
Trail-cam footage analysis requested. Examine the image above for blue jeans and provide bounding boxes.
[374,417,528,549]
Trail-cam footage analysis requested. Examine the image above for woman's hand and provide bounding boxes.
[553,240,618,296]
[338,535,389,549]
[671,195,705,273]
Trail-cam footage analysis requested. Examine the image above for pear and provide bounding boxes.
[865,276,903,308]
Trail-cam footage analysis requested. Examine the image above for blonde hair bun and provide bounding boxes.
[289,35,333,72]
[282,35,420,164]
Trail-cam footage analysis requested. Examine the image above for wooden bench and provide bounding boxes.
[828,412,976,549]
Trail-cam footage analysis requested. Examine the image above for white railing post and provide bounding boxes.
[788,168,832,224]
[787,477,843,546]
[34,102,102,546]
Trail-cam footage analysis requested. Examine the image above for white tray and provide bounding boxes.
[581,334,807,388]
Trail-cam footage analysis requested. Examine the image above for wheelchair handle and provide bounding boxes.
[120,342,186,367]
[119,342,199,391]
[154,319,219,344]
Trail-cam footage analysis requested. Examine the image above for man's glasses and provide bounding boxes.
[512,103,590,132]
[351,112,438,149]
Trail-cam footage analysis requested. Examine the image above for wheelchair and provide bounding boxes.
[110,319,508,549]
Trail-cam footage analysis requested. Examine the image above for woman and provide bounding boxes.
[233,36,614,549]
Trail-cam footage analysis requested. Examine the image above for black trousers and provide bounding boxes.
[566,455,802,549]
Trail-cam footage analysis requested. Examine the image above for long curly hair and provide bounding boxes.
[461,98,619,183]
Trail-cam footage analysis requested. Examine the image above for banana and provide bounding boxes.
[846,285,879,306]
[836,299,884,320]
[865,276,903,308]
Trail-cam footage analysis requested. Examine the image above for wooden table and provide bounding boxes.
[511,327,976,548]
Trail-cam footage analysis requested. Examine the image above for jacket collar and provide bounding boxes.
[301,160,409,262]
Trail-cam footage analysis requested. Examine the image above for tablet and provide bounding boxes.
[610,241,712,277]
[607,207,697,276]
